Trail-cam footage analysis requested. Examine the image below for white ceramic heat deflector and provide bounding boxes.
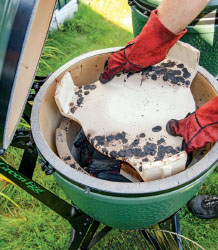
[55,42,200,182]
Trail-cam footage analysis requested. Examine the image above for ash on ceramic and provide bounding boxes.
[88,131,181,163]
[141,60,191,87]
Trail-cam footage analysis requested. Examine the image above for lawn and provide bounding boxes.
[0,1,218,250]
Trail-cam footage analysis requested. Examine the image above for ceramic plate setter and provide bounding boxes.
[55,41,200,181]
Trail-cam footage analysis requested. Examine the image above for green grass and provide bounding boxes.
[179,170,218,250]
[0,147,71,250]
[81,0,133,32]
[0,1,218,250]
[38,3,133,75]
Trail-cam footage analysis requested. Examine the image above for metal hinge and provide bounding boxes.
[38,158,55,175]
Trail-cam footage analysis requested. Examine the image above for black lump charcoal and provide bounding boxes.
[96,171,131,182]
[74,128,88,148]
[87,143,95,156]
[92,149,111,160]
[79,146,91,167]
[88,159,121,175]
[92,149,121,162]
[78,141,95,167]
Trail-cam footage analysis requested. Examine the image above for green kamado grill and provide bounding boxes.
[0,0,218,249]
[31,48,218,230]
[129,0,218,77]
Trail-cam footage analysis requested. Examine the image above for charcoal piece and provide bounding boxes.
[115,133,121,140]
[89,84,96,90]
[175,76,185,83]
[163,75,168,81]
[151,73,157,80]
[118,150,127,157]
[79,147,91,167]
[152,126,162,132]
[175,146,181,151]
[122,138,128,144]
[96,171,131,182]
[170,78,179,85]
[177,64,184,68]
[70,106,77,114]
[92,149,112,160]
[157,138,165,144]
[88,159,121,174]
[110,151,118,158]
[77,97,84,106]
[172,70,181,76]
[156,145,166,161]
[71,144,81,163]
[138,149,145,157]
[70,164,75,168]
[102,148,109,155]
[161,61,176,67]
[132,148,145,157]
[94,135,105,146]
[131,139,140,146]
[106,135,115,142]
[152,65,166,75]
[84,85,90,90]
[139,133,145,138]
[142,158,149,162]
[126,149,133,157]
[162,146,178,155]
[74,129,88,148]
[87,143,95,155]
[115,131,126,140]
[144,142,157,155]
[90,138,95,145]
[64,156,71,161]
[170,76,185,85]
[127,72,133,78]
[150,151,156,156]
[142,66,152,75]
[182,68,191,78]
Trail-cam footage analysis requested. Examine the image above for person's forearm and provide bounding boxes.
[157,0,210,34]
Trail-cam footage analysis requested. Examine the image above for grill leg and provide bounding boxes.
[140,229,162,250]
[18,148,38,179]
[69,220,112,250]
[172,213,183,250]
[86,226,112,249]
[80,220,100,249]
[69,227,76,247]
[68,215,98,250]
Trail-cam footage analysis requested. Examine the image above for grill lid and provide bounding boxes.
[0,0,56,150]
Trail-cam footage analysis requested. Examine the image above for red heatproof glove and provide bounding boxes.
[99,9,186,83]
[166,96,218,153]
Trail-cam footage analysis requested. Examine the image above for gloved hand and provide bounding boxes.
[99,9,186,83]
[166,96,218,153]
